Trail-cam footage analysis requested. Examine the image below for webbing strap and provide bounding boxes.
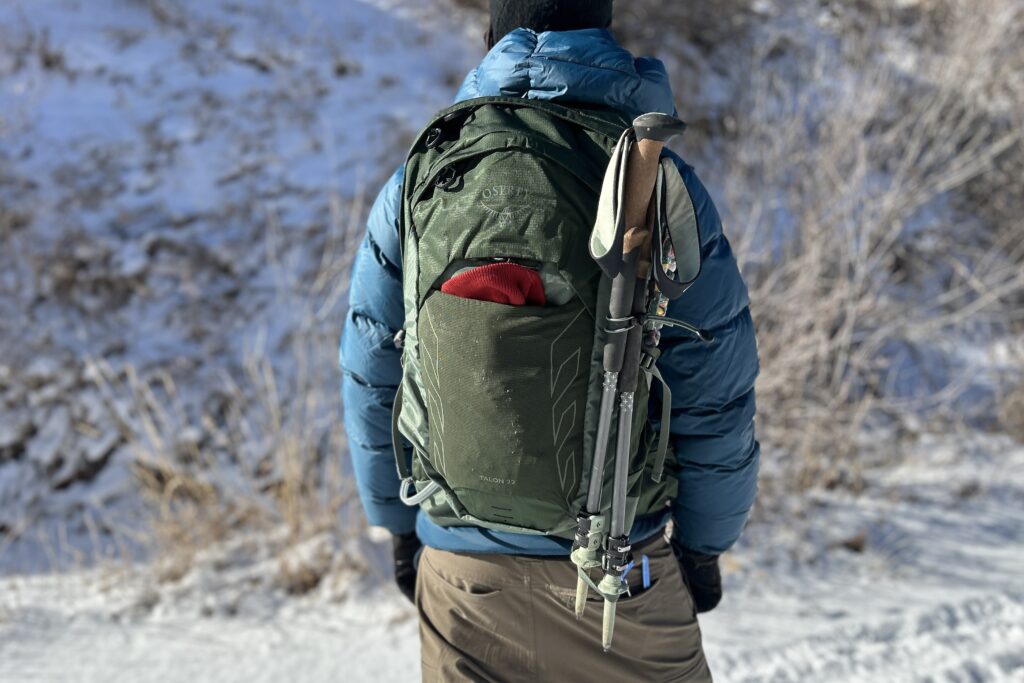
[391,384,442,506]
[391,383,410,480]
[577,566,628,600]
[577,566,602,595]
[642,359,673,484]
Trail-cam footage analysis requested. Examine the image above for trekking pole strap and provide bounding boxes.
[576,565,603,595]
[578,561,629,600]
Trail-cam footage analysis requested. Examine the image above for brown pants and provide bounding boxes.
[415,534,713,682]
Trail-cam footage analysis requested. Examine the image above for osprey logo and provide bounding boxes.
[480,185,532,227]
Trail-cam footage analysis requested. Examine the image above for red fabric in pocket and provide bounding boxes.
[440,263,546,306]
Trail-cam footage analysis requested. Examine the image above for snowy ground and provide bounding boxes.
[2,433,1022,682]
[2,0,1023,681]
[705,433,1024,682]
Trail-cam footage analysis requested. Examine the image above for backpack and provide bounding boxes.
[391,96,691,539]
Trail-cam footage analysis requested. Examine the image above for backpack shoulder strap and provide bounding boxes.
[419,96,632,141]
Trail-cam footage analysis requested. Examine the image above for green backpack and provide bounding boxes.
[391,96,688,539]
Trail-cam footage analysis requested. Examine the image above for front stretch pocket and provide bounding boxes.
[418,290,593,531]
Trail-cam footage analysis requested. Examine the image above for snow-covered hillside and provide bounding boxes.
[0,0,476,571]
[1,1,1022,682]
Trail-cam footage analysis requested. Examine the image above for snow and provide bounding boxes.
[2,434,1022,682]
[0,567,421,683]
[701,434,1024,681]
[1,0,1022,681]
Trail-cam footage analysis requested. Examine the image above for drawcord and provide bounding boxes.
[644,314,714,343]
[609,314,713,343]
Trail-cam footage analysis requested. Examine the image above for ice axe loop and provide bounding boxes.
[572,112,693,652]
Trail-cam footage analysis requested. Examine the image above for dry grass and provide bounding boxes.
[86,191,366,574]
[998,343,1024,442]
[719,0,1024,486]
[1000,381,1024,443]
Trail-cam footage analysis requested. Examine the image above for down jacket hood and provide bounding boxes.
[455,28,676,119]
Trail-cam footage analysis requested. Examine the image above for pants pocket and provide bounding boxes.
[419,548,505,599]
[416,549,534,682]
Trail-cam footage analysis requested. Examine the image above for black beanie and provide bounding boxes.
[490,0,613,44]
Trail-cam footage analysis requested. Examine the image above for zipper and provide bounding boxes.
[429,257,544,294]
[410,130,604,206]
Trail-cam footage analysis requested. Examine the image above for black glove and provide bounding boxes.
[670,536,723,614]
[392,531,421,603]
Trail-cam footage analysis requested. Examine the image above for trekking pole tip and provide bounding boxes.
[601,599,616,652]
[575,576,589,619]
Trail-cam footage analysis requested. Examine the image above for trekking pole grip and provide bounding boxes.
[621,113,686,278]
[620,141,659,279]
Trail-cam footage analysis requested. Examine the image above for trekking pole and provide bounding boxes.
[569,228,633,620]
[571,127,640,621]
[572,113,686,646]
[601,114,687,651]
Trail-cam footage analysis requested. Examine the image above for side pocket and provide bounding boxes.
[640,540,698,624]
[393,381,441,506]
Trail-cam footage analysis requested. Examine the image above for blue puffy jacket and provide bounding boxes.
[340,29,759,556]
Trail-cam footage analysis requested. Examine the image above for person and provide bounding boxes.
[340,1,759,680]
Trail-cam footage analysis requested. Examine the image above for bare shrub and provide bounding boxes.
[277,533,333,595]
[721,0,1024,486]
[87,191,366,572]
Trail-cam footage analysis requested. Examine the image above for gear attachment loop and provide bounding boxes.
[424,127,443,149]
[434,165,459,190]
